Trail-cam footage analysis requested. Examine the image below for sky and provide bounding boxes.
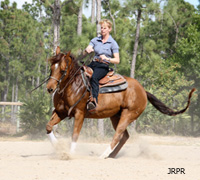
[7,0,200,18]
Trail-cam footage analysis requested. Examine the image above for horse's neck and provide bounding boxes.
[63,72,88,100]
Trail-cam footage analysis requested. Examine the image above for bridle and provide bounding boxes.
[49,53,93,95]
[30,52,93,116]
[48,53,93,116]
[29,52,93,95]
[49,58,70,94]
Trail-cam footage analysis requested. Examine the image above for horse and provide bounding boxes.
[46,46,195,158]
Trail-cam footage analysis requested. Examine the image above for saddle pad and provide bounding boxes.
[99,82,128,94]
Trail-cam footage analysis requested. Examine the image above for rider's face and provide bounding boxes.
[101,23,111,36]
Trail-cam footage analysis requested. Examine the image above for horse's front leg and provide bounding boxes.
[70,110,85,154]
[46,110,65,145]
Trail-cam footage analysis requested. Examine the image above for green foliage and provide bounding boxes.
[60,14,96,54]
[172,24,200,79]
[19,91,51,136]
[0,0,48,100]
[0,0,200,137]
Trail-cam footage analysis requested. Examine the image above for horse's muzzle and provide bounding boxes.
[47,88,54,94]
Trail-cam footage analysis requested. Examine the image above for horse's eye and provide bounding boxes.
[61,70,65,74]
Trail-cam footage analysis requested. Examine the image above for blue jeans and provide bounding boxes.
[88,61,109,102]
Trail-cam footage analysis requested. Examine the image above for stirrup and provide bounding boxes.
[87,97,97,112]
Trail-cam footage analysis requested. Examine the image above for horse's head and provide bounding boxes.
[46,46,72,94]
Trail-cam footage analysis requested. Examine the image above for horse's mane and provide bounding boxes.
[48,53,64,64]
[48,52,80,69]
[48,52,81,81]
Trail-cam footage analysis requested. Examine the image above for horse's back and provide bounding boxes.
[96,76,147,116]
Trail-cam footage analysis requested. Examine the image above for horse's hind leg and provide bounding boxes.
[108,114,129,158]
[100,109,138,159]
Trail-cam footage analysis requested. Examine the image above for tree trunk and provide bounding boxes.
[77,2,83,36]
[32,76,35,87]
[106,0,116,35]
[130,9,142,78]
[106,0,117,71]
[44,56,49,93]
[1,85,7,121]
[91,0,95,24]
[11,76,19,123]
[96,0,101,36]
[53,0,61,54]
[1,55,9,122]
[11,83,15,122]
[36,63,41,88]
[98,118,104,137]
[174,24,179,47]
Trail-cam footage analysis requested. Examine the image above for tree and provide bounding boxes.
[20,91,51,137]
[0,1,45,97]
[96,0,101,36]
[171,21,200,135]
[0,0,48,128]
[91,0,95,24]
[39,0,74,54]
[77,1,83,35]
[0,0,199,137]
[122,0,160,78]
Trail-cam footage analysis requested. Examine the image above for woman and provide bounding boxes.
[85,19,120,112]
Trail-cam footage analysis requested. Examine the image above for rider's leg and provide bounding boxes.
[87,64,109,111]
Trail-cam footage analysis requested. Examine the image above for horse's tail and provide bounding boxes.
[146,88,196,116]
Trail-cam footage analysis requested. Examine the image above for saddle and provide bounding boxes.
[83,65,127,88]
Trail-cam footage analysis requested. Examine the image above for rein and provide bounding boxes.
[55,53,93,94]
[67,70,89,116]
[29,76,50,93]
[49,52,93,116]
[30,52,92,94]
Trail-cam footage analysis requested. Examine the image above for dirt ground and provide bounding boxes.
[0,134,199,180]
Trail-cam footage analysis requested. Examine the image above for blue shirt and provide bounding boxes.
[89,35,119,60]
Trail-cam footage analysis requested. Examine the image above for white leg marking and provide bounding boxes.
[47,131,58,145]
[99,145,113,159]
[70,142,77,154]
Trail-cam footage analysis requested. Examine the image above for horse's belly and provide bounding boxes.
[86,109,120,119]
[86,97,121,118]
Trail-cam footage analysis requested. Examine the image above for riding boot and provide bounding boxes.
[87,96,98,112]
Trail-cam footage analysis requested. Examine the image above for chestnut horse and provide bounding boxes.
[46,47,195,158]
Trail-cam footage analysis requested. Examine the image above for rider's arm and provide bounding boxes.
[99,53,120,64]
[85,45,94,53]
[109,53,120,64]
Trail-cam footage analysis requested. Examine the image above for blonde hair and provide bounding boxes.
[99,19,112,29]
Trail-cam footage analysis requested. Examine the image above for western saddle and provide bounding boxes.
[83,65,126,88]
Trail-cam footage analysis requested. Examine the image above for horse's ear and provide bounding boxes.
[56,46,60,55]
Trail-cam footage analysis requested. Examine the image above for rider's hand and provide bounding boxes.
[99,54,108,61]
[85,45,94,53]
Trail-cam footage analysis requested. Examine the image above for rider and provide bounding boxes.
[85,19,120,112]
